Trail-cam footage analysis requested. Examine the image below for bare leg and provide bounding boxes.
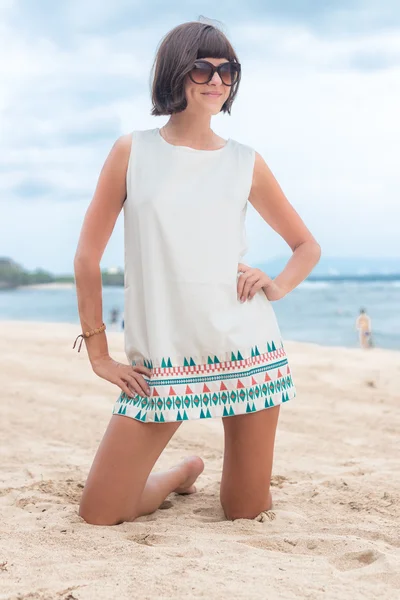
[137,456,204,516]
[79,414,203,525]
[220,405,280,520]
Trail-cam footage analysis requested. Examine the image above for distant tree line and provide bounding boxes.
[0,257,124,289]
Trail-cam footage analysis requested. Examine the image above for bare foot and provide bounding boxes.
[173,456,204,495]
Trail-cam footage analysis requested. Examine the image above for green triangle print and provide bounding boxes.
[176,411,182,421]
[229,406,235,416]
[271,341,276,351]
[206,409,212,418]
[135,410,142,420]
[223,406,229,417]
[189,358,196,366]
[254,346,260,356]
[159,413,165,422]
[267,342,272,352]
[118,405,127,415]
[200,409,206,419]
[208,356,213,364]
[183,411,188,420]
[246,403,252,413]
[161,358,167,368]
[141,412,146,422]
[237,351,243,360]
[184,357,189,367]
[214,356,220,363]
[167,358,172,367]
[155,413,159,422]
[231,351,237,361]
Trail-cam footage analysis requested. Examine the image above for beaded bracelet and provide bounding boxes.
[73,323,106,353]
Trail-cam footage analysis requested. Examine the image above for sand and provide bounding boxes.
[0,320,399,600]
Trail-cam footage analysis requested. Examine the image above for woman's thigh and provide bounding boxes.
[220,405,280,520]
[79,414,181,525]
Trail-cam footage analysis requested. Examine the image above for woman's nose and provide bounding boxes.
[210,71,223,85]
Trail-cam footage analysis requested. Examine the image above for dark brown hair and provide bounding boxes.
[150,20,241,116]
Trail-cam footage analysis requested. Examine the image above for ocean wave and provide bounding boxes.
[298,281,331,289]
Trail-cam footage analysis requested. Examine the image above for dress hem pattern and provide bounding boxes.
[112,340,296,423]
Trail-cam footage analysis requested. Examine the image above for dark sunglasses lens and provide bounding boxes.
[191,62,213,83]
[220,63,239,85]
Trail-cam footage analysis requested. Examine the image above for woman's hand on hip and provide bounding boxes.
[237,262,286,302]
[91,355,151,398]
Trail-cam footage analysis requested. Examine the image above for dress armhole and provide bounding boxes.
[123,131,136,206]
[243,146,256,207]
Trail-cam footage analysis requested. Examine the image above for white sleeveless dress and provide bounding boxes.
[112,127,296,422]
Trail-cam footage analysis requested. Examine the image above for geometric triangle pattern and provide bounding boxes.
[112,339,296,423]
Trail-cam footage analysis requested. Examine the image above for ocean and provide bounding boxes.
[0,279,399,350]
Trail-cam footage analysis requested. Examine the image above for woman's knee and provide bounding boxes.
[221,490,272,521]
[78,500,127,526]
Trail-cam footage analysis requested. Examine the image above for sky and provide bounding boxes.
[1,0,400,275]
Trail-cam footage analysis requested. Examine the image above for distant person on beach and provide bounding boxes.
[356,308,373,348]
[73,20,321,527]
[109,307,120,331]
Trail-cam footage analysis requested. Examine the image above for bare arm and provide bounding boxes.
[73,133,151,398]
[248,151,321,296]
[74,133,131,362]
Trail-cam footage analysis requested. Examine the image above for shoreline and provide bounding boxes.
[18,282,76,290]
[0,319,399,355]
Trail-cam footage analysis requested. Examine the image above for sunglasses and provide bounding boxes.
[188,60,241,86]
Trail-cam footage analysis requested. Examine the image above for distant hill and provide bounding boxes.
[0,257,54,289]
[2,256,400,290]
[0,257,124,289]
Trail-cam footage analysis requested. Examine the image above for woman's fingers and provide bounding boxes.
[132,364,152,377]
[121,375,143,398]
[237,273,249,298]
[238,274,260,301]
[118,378,135,398]
[242,275,260,299]
[121,371,150,397]
[129,375,147,397]
[248,280,264,300]
[237,262,250,273]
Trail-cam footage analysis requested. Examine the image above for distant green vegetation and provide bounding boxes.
[0,257,124,289]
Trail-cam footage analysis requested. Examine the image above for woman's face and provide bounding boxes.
[184,57,232,115]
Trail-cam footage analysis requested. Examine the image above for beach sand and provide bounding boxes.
[0,321,399,600]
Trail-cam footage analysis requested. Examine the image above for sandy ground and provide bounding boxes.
[0,320,399,600]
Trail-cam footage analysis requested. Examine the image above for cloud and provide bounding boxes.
[1,3,400,272]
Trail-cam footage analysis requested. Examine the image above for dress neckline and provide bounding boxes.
[155,127,230,154]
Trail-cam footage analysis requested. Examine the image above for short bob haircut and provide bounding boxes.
[150,21,241,116]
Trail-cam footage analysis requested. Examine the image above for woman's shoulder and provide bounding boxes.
[111,129,153,163]
[112,132,134,155]
[114,128,153,146]
[228,137,256,158]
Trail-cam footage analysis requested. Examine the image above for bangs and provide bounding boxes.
[196,27,237,61]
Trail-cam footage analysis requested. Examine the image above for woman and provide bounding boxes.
[74,21,321,526]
